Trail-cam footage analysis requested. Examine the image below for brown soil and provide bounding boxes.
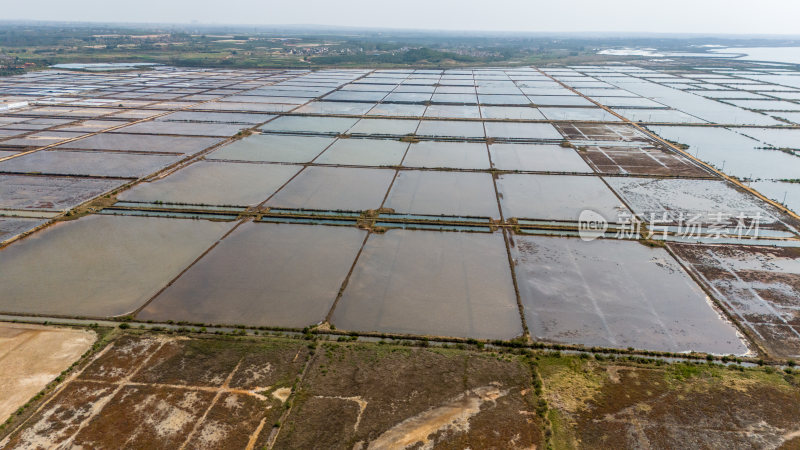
[5,332,799,449]
[2,333,309,449]
[0,323,95,423]
[579,145,709,176]
[554,123,648,142]
[541,356,800,449]
[274,343,544,449]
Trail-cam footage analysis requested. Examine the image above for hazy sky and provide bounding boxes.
[5,0,800,35]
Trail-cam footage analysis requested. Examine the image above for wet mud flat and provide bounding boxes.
[576,144,710,177]
[0,174,122,212]
[510,235,749,355]
[0,217,46,243]
[554,123,650,142]
[605,177,794,232]
[0,149,183,178]
[670,243,800,359]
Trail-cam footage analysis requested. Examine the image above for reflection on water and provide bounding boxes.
[0,215,233,317]
[139,222,366,328]
[332,229,522,340]
[385,171,500,218]
[512,235,749,355]
[119,161,301,206]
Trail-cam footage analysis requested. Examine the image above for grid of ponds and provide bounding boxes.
[1,64,799,357]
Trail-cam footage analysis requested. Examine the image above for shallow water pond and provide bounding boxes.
[138,222,366,328]
[331,229,522,339]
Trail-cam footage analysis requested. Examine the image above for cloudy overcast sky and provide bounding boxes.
[5,0,800,35]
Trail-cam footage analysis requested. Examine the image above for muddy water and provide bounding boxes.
[208,134,335,163]
[119,161,301,207]
[384,170,500,218]
[267,166,395,212]
[139,222,366,328]
[497,174,627,222]
[0,215,233,317]
[331,229,522,339]
[511,235,749,354]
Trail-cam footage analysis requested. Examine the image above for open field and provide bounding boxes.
[539,353,800,448]
[1,330,799,449]
[0,323,95,423]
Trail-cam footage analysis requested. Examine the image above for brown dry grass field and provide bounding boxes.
[1,328,799,449]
